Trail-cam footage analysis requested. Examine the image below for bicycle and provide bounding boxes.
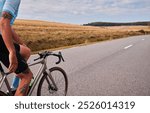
[0,51,68,96]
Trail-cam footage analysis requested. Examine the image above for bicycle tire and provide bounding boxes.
[37,67,68,96]
[0,91,8,96]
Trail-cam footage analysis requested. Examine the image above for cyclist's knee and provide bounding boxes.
[25,47,31,60]
[26,47,31,58]
[20,45,31,60]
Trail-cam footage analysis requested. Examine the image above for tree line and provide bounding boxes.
[83,21,150,26]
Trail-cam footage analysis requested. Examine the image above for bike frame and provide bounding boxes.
[27,57,48,96]
[0,56,56,96]
[0,69,13,95]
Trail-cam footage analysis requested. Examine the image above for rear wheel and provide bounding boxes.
[37,67,68,96]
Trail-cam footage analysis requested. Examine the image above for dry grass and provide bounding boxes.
[13,19,150,52]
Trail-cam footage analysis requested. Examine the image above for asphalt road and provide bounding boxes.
[56,35,150,96]
[1,35,150,96]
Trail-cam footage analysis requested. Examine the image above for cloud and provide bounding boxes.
[18,0,150,23]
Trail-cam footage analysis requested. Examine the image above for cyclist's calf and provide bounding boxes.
[15,68,33,96]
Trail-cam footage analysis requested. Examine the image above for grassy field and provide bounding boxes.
[13,20,150,52]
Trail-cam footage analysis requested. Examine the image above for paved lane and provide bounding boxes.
[1,35,150,96]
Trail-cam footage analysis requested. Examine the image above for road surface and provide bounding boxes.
[1,35,150,96]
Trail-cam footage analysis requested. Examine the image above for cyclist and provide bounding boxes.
[0,0,33,96]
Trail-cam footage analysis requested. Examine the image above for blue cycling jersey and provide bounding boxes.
[0,0,21,25]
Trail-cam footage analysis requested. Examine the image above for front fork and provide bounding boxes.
[44,70,58,91]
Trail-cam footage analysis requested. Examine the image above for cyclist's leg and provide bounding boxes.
[15,68,33,96]
[1,50,33,96]
[11,45,31,89]
[11,50,33,96]
[0,52,33,96]
[20,45,31,61]
[14,45,33,96]
[0,36,33,96]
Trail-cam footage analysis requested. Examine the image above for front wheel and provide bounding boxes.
[37,67,68,96]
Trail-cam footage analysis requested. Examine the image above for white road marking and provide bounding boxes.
[142,39,145,41]
[124,45,133,49]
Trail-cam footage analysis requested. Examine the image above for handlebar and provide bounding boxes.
[34,51,65,64]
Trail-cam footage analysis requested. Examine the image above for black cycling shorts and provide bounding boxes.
[0,34,28,74]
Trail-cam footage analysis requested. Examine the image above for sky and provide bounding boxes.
[18,0,150,24]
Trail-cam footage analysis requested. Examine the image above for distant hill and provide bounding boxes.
[83,21,150,27]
